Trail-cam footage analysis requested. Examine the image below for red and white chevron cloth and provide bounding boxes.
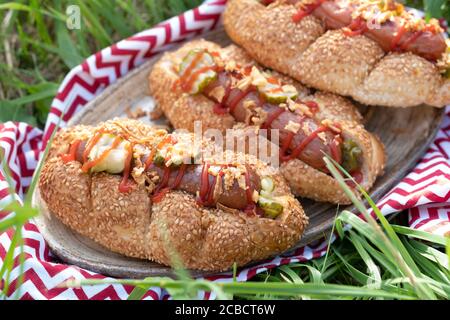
[1,0,449,300]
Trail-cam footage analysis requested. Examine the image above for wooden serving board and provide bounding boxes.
[32,28,445,279]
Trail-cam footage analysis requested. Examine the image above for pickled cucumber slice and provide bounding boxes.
[258,197,284,218]
[342,139,362,173]
[259,83,298,104]
[153,151,165,166]
[179,49,217,94]
[258,177,284,218]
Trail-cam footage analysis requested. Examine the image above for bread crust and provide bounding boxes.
[223,0,449,108]
[148,40,386,204]
[39,119,308,271]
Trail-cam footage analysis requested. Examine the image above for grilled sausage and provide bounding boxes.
[72,140,261,210]
[266,0,447,61]
[149,39,387,204]
[147,164,261,209]
[202,70,342,172]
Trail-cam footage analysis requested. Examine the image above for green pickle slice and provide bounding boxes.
[258,197,284,218]
[259,83,298,104]
[179,49,217,94]
[257,177,284,218]
[341,139,362,173]
[153,151,165,166]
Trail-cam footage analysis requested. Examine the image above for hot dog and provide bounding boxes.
[223,0,450,108]
[39,119,308,271]
[146,164,262,209]
[266,0,447,61]
[149,40,386,204]
[201,69,341,172]
[70,138,262,210]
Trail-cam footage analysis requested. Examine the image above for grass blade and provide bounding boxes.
[324,157,437,299]
[127,286,149,300]
[348,230,381,288]
[392,225,449,246]
[64,278,416,300]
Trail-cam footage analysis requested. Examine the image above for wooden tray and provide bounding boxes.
[32,28,445,278]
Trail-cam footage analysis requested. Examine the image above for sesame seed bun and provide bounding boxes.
[39,119,308,271]
[149,40,386,204]
[223,0,449,108]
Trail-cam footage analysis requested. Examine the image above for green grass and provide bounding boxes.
[0,0,449,300]
[60,156,450,300]
[0,0,204,127]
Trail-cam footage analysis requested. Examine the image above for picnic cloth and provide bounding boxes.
[1,0,449,300]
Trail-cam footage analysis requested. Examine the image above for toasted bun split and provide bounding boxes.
[223,0,449,108]
[39,119,307,271]
[148,40,386,204]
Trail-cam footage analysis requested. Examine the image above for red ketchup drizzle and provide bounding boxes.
[175,50,223,93]
[228,86,255,113]
[144,135,176,170]
[391,24,407,51]
[261,107,285,130]
[119,143,134,193]
[283,0,442,59]
[292,0,324,23]
[152,166,172,202]
[171,51,203,91]
[259,101,339,165]
[171,164,187,189]
[182,66,218,92]
[67,129,137,194]
[61,139,81,163]
[179,52,204,86]
[281,126,333,162]
[329,136,343,165]
[343,17,368,37]
[213,83,232,115]
[196,164,256,211]
[303,101,319,113]
[400,31,423,52]
[243,167,260,215]
[82,130,104,163]
[281,132,296,157]
[346,170,363,188]
[202,65,344,172]
[82,136,122,173]
[152,163,188,203]
[242,65,253,76]
[151,187,170,203]
[198,163,222,207]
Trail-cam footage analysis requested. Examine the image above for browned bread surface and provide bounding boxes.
[223,0,449,108]
[148,40,386,204]
[39,119,308,271]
